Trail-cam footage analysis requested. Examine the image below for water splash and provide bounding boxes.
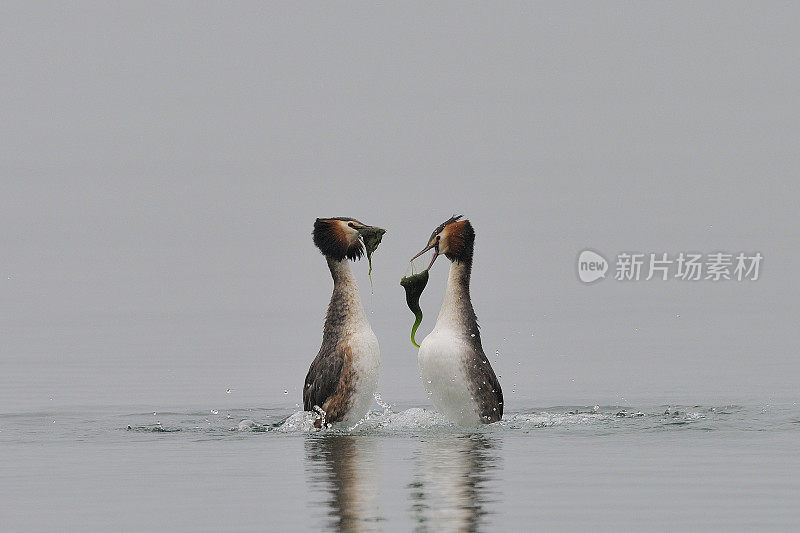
[116,404,764,437]
[374,392,392,415]
[237,419,259,431]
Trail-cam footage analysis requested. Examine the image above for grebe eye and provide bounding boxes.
[348,222,356,228]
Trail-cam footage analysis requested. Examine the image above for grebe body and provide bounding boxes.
[413,216,503,424]
[303,218,384,428]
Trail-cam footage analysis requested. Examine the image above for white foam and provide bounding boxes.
[274,411,317,432]
[268,406,683,434]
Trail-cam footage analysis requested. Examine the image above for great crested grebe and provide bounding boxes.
[411,216,503,424]
[304,217,385,428]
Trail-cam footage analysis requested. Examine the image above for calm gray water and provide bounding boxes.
[2,402,798,532]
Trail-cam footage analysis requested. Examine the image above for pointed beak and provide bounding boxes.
[411,242,439,270]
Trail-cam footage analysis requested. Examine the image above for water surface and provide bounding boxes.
[2,402,798,531]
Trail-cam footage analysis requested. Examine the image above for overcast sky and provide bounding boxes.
[2,2,798,412]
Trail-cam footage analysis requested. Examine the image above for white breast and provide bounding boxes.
[418,327,481,425]
[338,325,380,427]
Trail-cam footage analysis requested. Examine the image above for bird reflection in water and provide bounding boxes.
[304,434,383,532]
[409,434,499,532]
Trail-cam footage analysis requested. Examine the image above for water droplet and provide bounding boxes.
[502,337,507,342]
[153,412,157,416]
[283,389,288,395]
[210,409,219,415]
[427,380,432,384]
[494,350,500,357]
[470,333,476,337]
[676,314,681,318]
[226,388,232,394]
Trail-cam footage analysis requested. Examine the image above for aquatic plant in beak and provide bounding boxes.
[358,226,386,277]
[400,268,429,347]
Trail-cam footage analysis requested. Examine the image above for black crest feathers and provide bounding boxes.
[313,218,365,261]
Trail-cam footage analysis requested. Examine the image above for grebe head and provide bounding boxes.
[411,215,475,269]
[313,217,385,261]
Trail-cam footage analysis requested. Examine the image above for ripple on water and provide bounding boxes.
[125,424,182,433]
[259,405,735,435]
[100,403,793,438]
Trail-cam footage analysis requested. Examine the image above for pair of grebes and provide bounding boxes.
[304,216,502,428]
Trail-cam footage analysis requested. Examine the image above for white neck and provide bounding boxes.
[434,261,473,331]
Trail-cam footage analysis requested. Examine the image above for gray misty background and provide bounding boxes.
[2,2,798,413]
